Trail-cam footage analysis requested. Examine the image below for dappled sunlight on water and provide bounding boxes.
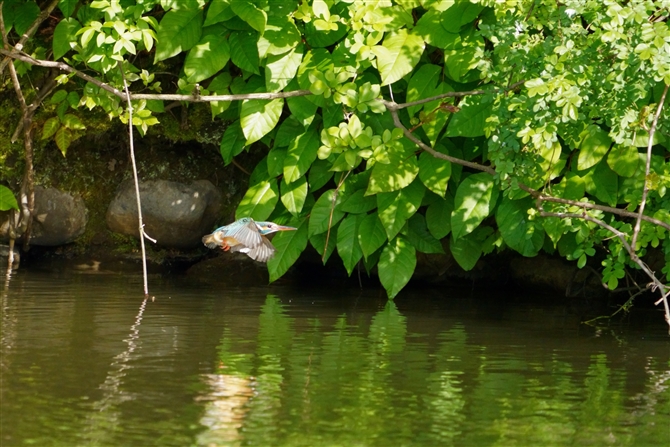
[1,271,669,446]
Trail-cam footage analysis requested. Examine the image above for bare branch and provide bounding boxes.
[383,99,497,175]
[631,83,669,251]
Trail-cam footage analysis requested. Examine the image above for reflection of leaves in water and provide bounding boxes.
[201,297,669,447]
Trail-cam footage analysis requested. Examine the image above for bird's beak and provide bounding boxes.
[275,225,297,231]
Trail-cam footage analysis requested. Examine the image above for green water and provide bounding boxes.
[1,271,669,446]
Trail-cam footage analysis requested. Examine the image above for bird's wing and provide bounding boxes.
[227,219,264,248]
[230,236,276,262]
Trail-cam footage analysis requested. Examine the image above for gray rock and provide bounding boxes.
[106,179,222,249]
[30,186,88,246]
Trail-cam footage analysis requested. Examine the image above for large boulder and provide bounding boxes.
[106,179,222,249]
[30,186,88,246]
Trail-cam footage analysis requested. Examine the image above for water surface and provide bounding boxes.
[1,271,669,446]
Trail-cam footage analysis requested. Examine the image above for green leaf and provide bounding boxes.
[240,97,284,145]
[53,17,81,60]
[367,153,419,194]
[58,0,78,20]
[204,0,235,26]
[219,122,245,165]
[451,172,496,240]
[310,223,338,263]
[449,227,492,271]
[0,185,19,211]
[426,193,454,240]
[268,218,308,282]
[406,63,442,117]
[62,113,85,130]
[407,214,445,254]
[308,159,334,190]
[154,8,203,62]
[445,95,492,138]
[265,44,303,92]
[496,196,544,257]
[267,147,287,177]
[309,189,345,236]
[358,212,388,260]
[377,180,425,240]
[378,235,416,299]
[230,0,266,33]
[54,127,72,156]
[184,31,230,83]
[607,145,639,178]
[229,31,260,74]
[49,89,68,104]
[372,29,425,86]
[275,116,304,147]
[418,150,451,197]
[280,175,308,216]
[341,189,376,214]
[235,179,279,221]
[41,116,61,140]
[284,125,319,183]
[337,214,364,276]
[577,125,611,171]
[14,1,39,36]
[592,160,618,207]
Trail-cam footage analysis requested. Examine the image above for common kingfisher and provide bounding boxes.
[202,218,297,262]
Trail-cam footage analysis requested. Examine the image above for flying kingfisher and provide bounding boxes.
[202,217,297,262]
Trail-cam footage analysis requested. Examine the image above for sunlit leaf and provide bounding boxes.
[280,176,308,216]
[265,44,303,92]
[445,95,492,138]
[41,117,61,140]
[268,218,308,282]
[451,172,497,239]
[607,145,639,178]
[240,97,284,145]
[55,127,72,156]
[230,0,266,33]
[0,185,19,211]
[284,125,319,183]
[235,179,279,221]
[418,150,451,197]
[378,235,416,299]
[372,29,425,86]
[184,31,230,83]
[377,180,425,240]
[154,8,203,62]
[577,125,611,171]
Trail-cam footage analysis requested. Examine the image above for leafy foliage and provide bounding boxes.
[4,0,670,301]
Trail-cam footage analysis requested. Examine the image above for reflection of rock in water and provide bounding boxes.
[196,374,253,446]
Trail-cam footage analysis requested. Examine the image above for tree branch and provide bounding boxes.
[631,83,669,252]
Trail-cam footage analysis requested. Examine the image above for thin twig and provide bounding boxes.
[631,83,669,251]
[120,62,150,296]
[540,210,670,328]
